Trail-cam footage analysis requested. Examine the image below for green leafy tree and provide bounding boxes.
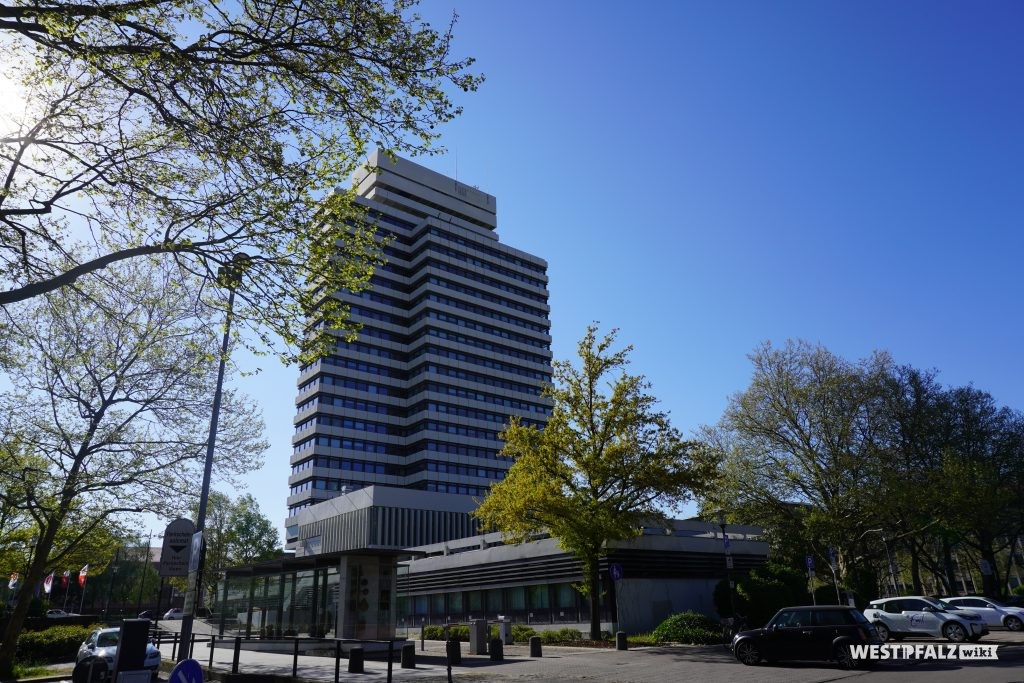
[701,340,893,586]
[0,261,266,676]
[474,325,716,640]
[197,492,280,606]
[0,0,480,363]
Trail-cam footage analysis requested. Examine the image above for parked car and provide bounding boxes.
[46,609,72,618]
[865,596,988,642]
[163,608,183,620]
[137,610,157,620]
[732,605,882,669]
[77,627,160,676]
[943,596,1024,631]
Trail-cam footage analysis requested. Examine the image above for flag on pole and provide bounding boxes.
[7,572,18,590]
[78,564,89,587]
[43,572,54,594]
[62,570,70,588]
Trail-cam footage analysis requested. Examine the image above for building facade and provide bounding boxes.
[286,151,553,547]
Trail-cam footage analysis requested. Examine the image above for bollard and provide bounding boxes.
[489,638,504,661]
[348,646,365,673]
[334,640,341,683]
[445,638,462,665]
[292,636,300,677]
[209,635,216,669]
[616,631,628,650]
[232,636,241,674]
[529,635,542,658]
[387,640,394,683]
[401,642,416,668]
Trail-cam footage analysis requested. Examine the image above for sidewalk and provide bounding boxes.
[154,638,742,683]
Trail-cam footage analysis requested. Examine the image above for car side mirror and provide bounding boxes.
[87,643,95,650]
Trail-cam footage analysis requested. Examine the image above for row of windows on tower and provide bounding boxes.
[292,420,506,454]
[294,384,551,417]
[376,240,546,289]
[368,274,548,320]
[288,458,508,484]
[294,402,546,435]
[353,289,550,331]
[310,345,550,382]
[289,438,513,462]
[379,260,548,304]
[345,306,548,351]
[341,324,552,366]
[299,364,544,398]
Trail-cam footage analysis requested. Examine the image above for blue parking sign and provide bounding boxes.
[168,659,203,683]
[610,563,624,581]
[805,555,814,570]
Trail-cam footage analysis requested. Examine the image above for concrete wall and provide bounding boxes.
[616,577,721,633]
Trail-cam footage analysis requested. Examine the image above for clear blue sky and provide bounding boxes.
[187,0,1024,540]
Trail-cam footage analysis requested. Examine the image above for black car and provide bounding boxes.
[732,605,883,669]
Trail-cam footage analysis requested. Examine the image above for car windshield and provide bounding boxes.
[933,599,959,611]
[984,598,1005,607]
[97,633,119,647]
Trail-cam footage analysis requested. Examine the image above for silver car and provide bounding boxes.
[76,627,160,677]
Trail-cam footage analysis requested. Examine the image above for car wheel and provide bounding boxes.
[874,623,890,641]
[943,622,967,643]
[1004,616,1023,632]
[835,644,859,670]
[734,640,761,666]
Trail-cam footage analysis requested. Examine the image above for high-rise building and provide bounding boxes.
[285,151,552,547]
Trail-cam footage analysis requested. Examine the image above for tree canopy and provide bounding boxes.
[702,339,1024,603]
[474,325,715,639]
[0,259,266,675]
[0,0,481,362]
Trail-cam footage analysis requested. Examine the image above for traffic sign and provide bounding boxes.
[805,555,815,570]
[610,563,624,581]
[168,658,203,683]
[726,555,734,570]
[159,518,195,577]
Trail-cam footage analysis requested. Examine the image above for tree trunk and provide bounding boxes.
[0,530,56,677]
[580,553,602,641]
[942,539,958,595]
[910,545,923,595]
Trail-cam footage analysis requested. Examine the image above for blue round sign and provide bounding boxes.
[168,658,204,683]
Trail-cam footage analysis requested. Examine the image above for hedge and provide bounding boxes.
[16,624,98,664]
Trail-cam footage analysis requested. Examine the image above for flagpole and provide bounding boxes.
[78,575,87,614]
[63,574,70,611]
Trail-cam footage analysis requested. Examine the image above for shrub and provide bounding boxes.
[1013,585,1024,597]
[16,624,96,663]
[651,611,724,645]
[627,632,659,647]
[421,624,470,641]
[539,628,582,644]
[511,625,536,642]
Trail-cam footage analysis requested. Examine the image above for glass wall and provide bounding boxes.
[395,583,603,626]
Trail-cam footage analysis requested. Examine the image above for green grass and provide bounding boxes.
[13,662,61,677]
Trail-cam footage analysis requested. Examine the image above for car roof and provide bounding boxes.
[778,605,856,610]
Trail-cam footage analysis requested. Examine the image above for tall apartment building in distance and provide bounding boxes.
[285,151,552,548]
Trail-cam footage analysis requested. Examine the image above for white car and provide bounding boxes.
[163,607,183,620]
[865,596,988,642]
[77,627,161,675]
[46,609,72,618]
[944,596,1024,631]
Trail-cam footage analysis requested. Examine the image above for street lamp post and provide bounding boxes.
[717,511,737,627]
[178,254,248,662]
